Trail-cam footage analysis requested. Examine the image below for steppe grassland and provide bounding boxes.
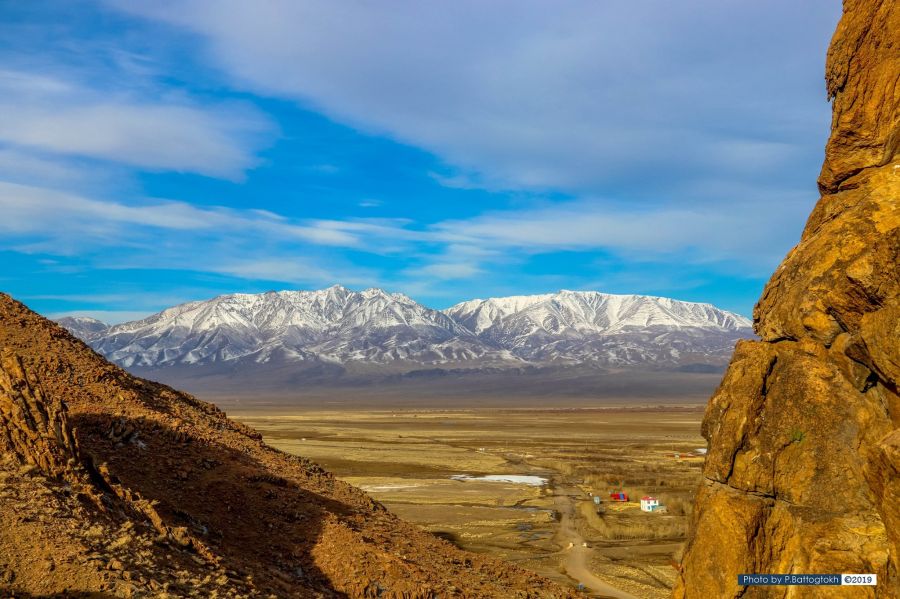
[234,406,706,598]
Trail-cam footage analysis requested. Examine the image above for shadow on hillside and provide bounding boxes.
[70,412,353,597]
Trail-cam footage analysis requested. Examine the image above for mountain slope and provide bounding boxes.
[676,0,900,595]
[0,292,573,597]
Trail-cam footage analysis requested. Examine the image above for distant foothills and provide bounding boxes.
[57,286,754,401]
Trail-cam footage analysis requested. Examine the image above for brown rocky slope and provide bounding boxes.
[676,0,899,597]
[0,293,574,598]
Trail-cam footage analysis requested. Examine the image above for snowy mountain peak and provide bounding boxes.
[56,316,110,339]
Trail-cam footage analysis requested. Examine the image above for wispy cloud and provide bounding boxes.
[0,180,385,287]
[24,291,206,308]
[209,258,373,287]
[0,176,808,293]
[0,181,362,247]
[403,262,483,280]
[0,147,92,186]
[116,0,837,196]
[0,1,840,318]
[0,68,272,180]
[102,0,836,316]
[428,197,811,273]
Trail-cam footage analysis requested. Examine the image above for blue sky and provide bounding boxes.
[0,1,841,322]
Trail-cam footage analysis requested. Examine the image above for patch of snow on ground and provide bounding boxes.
[450,474,547,486]
[360,484,423,492]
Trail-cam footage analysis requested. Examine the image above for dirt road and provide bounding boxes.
[415,437,644,597]
[552,487,639,599]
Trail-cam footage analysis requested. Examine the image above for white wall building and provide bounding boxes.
[640,496,660,512]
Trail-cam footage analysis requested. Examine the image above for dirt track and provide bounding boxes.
[552,486,639,599]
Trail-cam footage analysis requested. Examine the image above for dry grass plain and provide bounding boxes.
[232,405,706,598]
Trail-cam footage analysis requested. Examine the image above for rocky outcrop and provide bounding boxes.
[0,351,84,480]
[819,0,900,194]
[676,0,900,597]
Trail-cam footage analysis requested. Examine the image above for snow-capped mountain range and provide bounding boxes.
[58,286,752,377]
[445,291,752,366]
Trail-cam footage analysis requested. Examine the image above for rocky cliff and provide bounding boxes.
[676,0,899,597]
[0,293,573,598]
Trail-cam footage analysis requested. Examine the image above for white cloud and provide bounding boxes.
[210,258,372,287]
[0,181,360,246]
[0,148,90,185]
[0,172,809,297]
[0,70,74,96]
[428,197,810,274]
[404,262,483,280]
[114,0,839,195]
[0,103,266,179]
[24,291,202,308]
[0,180,385,286]
[0,68,272,179]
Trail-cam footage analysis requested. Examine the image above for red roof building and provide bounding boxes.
[640,496,660,512]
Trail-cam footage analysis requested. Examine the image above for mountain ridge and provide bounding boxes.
[58,286,752,378]
[444,289,750,333]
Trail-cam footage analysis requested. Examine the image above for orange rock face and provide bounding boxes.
[819,0,900,194]
[676,0,900,597]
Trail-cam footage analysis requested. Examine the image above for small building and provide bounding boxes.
[593,495,601,505]
[640,496,659,512]
[694,448,708,455]
[609,492,628,502]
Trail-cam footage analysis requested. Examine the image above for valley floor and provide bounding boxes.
[231,404,706,599]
